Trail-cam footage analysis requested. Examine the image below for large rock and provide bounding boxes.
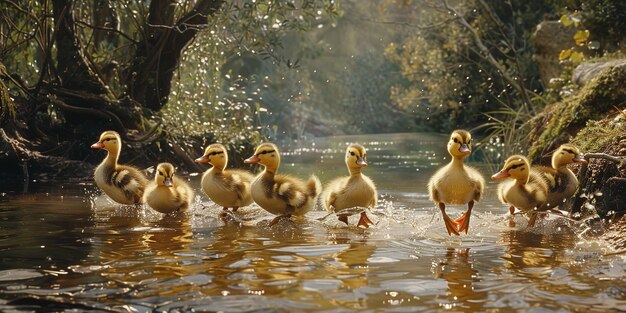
[531,21,580,85]
[572,59,626,86]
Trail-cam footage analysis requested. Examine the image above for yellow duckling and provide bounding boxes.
[244,143,321,226]
[492,155,549,226]
[195,143,254,212]
[322,144,377,228]
[427,130,485,235]
[534,144,587,209]
[90,130,148,205]
[144,163,194,214]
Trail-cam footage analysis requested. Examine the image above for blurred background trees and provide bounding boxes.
[1,0,625,178]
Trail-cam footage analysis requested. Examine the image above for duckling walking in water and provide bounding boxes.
[534,144,587,210]
[91,131,148,205]
[322,144,377,228]
[195,143,254,212]
[427,130,485,235]
[492,155,549,226]
[244,143,321,226]
[144,163,194,214]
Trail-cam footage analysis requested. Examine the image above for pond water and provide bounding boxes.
[1,133,625,312]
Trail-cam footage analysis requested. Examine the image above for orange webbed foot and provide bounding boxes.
[357,212,374,228]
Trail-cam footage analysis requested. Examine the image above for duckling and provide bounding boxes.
[144,163,194,214]
[90,130,148,205]
[322,144,377,228]
[244,143,321,226]
[534,144,587,209]
[195,143,254,212]
[492,155,549,226]
[427,130,485,235]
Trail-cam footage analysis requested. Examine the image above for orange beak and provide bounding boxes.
[195,156,210,163]
[90,142,104,149]
[244,155,260,164]
[491,170,510,180]
[356,157,368,167]
[573,154,588,164]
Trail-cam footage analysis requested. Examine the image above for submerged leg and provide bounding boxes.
[455,201,474,234]
[357,212,374,228]
[439,202,460,236]
[527,212,538,227]
[232,206,239,212]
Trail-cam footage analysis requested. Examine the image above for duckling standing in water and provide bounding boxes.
[144,163,194,214]
[195,143,254,212]
[244,143,321,226]
[427,130,485,235]
[91,130,148,205]
[492,155,549,226]
[322,144,377,228]
[534,144,587,210]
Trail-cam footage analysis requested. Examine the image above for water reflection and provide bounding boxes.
[434,248,486,312]
[1,133,626,312]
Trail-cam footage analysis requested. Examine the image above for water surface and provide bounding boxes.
[1,133,625,312]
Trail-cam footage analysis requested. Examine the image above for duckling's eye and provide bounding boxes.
[453,138,459,143]
[350,151,355,156]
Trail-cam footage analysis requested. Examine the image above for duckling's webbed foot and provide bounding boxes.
[508,206,516,227]
[268,214,292,227]
[357,212,374,228]
[439,202,460,236]
[455,201,474,234]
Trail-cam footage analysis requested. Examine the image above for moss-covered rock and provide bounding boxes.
[528,64,626,164]
[569,114,626,219]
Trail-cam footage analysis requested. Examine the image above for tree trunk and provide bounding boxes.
[53,0,107,94]
[126,0,224,111]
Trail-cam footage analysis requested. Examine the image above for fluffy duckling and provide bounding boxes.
[322,144,377,228]
[195,143,254,212]
[492,155,549,226]
[91,130,148,205]
[244,143,321,226]
[534,144,587,209]
[144,163,194,214]
[427,130,485,235]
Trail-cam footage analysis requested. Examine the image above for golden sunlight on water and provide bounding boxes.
[0,133,625,312]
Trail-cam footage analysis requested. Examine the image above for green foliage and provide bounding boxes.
[383,0,549,133]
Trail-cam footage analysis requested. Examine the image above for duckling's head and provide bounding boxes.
[155,163,176,187]
[447,130,472,159]
[195,143,228,169]
[492,155,530,184]
[345,144,368,173]
[244,143,280,171]
[90,131,121,153]
[552,144,587,168]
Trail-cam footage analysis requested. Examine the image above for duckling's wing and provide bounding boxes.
[466,166,486,202]
[173,177,194,209]
[273,174,309,209]
[111,165,147,199]
[225,169,254,198]
[533,165,561,193]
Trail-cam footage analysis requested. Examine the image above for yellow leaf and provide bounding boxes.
[570,51,585,63]
[574,30,590,46]
[559,49,572,60]
[560,15,573,26]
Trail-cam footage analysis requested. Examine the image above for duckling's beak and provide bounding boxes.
[195,156,210,163]
[163,177,173,187]
[356,157,368,167]
[491,170,510,180]
[244,155,260,164]
[573,154,588,164]
[90,141,104,149]
[459,144,470,154]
